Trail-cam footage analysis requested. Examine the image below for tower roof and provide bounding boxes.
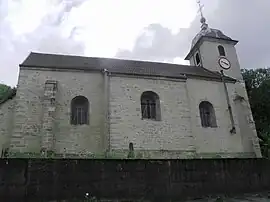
[191,0,232,48]
[185,0,238,60]
[191,27,232,49]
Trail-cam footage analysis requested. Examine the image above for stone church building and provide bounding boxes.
[0,17,262,159]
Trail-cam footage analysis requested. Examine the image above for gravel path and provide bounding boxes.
[184,193,270,202]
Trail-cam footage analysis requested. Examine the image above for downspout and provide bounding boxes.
[102,69,110,152]
[220,70,236,134]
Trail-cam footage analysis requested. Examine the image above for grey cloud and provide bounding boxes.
[117,24,179,61]
[116,13,202,62]
[0,0,87,86]
[116,23,198,63]
[116,0,270,70]
[2,0,269,86]
[63,0,88,12]
[43,0,87,26]
[208,0,270,69]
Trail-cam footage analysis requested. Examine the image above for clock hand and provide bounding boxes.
[221,61,229,66]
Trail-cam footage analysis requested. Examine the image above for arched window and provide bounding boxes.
[218,45,226,56]
[199,101,217,128]
[195,52,201,66]
[70,96,89,125]
[141,91,161,120]
[127,142,135,158]
[129,142,134,151]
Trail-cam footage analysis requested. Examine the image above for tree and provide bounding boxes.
[242,68,270,158]
[0,84,16,104]
[0,84,10,99]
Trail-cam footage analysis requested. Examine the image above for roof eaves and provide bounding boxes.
[185,38,203,60]
[200,67,237,82]
[109,71,187,80]
[186,74,235,83]
[203,36,239,45]
[19,52,32,67]
[20,64,103,73]
[185,72,220,79]
[185,36,239,60]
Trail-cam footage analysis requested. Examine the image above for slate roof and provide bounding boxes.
[191,28,233,49]
[185,22,238,60]
[20,52,235,82]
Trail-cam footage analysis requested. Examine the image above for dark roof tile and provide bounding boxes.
[20,52,235,82]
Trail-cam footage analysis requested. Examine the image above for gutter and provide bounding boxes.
[102,69,110,152]
[220,70,236,134]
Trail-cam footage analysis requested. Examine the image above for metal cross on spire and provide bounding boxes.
[196,0,208,29]
[197,0,204,19]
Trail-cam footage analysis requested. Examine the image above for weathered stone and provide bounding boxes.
[0,36,262,159]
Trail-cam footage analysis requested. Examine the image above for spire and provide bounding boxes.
[197,0,208,30]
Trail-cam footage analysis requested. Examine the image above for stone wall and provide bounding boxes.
[109,75,195,158]
[0,99,15,152]
[109,75,259,158]
[187,79,244,156]
[233,81,262,157]
[10,68,106,154]
[199,40,243,81]
[6,66,261,159]
[0,158,269,201]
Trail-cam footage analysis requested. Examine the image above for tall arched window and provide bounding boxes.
[218,45,226,56]
[199,101,217,128]
[141,91,161,120]
[70,96,89,125]
[195,52,201,66]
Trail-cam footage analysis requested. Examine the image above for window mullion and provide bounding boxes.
[71,97,89,125]
[140,93,160,121]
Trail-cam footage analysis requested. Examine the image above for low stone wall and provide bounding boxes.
[0,158,269,201]
[4,150,257,159]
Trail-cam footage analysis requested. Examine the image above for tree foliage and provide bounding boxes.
[0,84,16,104]
[0,84,10,98]
[242,68,270,158]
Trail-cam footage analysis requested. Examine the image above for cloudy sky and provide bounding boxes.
[0,0,270,86]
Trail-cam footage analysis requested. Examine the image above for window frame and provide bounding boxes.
[195,52,201,66]
[199,101,217,128]
[218,45,226,57]
[70,96,89,125]
[140,91,161,121]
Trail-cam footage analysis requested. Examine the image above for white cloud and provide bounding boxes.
[7,0,52,35]
[174,57,189,65]
[73,0,197,57]
[0,0,198,86]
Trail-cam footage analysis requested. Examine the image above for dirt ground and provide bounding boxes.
[184,192,270,202]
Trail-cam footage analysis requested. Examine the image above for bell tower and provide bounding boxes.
[185,0,243,81]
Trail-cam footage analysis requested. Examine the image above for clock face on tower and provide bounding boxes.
[218,57,231,70]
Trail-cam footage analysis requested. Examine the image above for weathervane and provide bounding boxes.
[196,0,208,29]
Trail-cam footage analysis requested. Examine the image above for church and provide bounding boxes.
[0,14,262,159]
